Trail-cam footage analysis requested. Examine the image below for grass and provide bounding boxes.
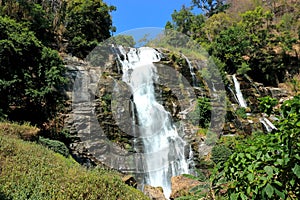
[0,122,149,200]
[0,122,40,141]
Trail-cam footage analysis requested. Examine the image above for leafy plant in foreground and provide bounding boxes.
[258,96,278,116]
[213,95,300,199]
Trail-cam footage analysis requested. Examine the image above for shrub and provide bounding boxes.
[212,95,300,199]
[38,136,70,157]
[258,96,278,116]
[189,97,212,128]
[211,145,232,164]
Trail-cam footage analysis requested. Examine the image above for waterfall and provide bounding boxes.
[260,117,277,132]
[116,46,189,198]
[227,86,239,105]
[232,74,247,108]
[111,44,121,73]
[182,54,197,87]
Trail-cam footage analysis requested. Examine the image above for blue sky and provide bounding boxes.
[105,0,192,34]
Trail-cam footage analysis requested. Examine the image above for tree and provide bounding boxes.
[0,16,66,124]
[167,5,205,40]
[201,12,233,42]
[192,0,229,17]
[170,5,195,35]
[211,25,250,74]
[0,0,58,45]
[65,0,116,58]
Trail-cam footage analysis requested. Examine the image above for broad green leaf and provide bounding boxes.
[256,151,262,159]
[246,186,251,195]
[230,193,239,200]
[292,164,300,178]
[247,165,253,172]
[240,192,247,200]
[259,176,267,181]
[265,183,274,198]
[264,166,273,176]
[290,179,295,186]
[276,159,283,165]
[274,188,285,199]
[274,180,282,187]
[247,173,254,182]
[245,153,252,159]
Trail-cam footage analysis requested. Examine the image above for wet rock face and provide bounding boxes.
[64,55,136,168]
[95,74,136,152]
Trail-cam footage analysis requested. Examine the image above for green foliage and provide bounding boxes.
[211,25,250,74]
[178,171,211,199]
[258,96,278,116]
[192,0,229,17]
[166,2,299,86]
[38,136,69,157]
[211,144,232,164]
[0,126,148,200]
[111,35,136,47]
[190,97,212,128]
[167,5,205,38]
[0,16,66,124]
[171,6,200,36]
[201,12,233,42]
[236,107,247,119]
[0,0,116,55]
[236,62,251,75]
[0,0,54,44]
[212,95,300,199]
[65,0,115,58]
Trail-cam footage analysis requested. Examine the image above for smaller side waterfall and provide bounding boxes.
[260,117,277,132]
[182,54,197,87]
[232,74,247,108]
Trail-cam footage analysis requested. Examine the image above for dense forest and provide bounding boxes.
[0,0,299,199]
[0,0,115,125]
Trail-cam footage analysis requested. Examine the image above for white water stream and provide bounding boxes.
[232,74,247,108]
[182,54,197,87]
[231,75,277,132]
[116,46,189,198]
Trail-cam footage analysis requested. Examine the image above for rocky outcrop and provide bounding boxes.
[144,185,167,200]
[170,175,202,199]
[122,175,137,188]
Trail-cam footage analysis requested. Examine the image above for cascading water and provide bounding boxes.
[231,75,277,132]
[232,74,247,108]
[260,117,277,132]
[182,54,197,87]
[115,46,189,198]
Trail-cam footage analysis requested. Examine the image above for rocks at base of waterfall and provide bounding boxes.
[170,175,202,199]
[144,185,167,200]
[122,175,137,188]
